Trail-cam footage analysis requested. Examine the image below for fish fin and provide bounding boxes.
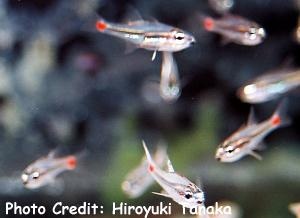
[152,191,172,199]
[166,158,175,173]
[220,36,231,45]
[198,14,215,31]
[255,142,267,151]
[124,42,138,54]
[95,15,109,32]
[122,5,144,24]
[151,50,158,61]
[196,178,204,190]
[270,99,291,127]
[142,140,156,172]
[65,156,77,170]
[247,107,257,126]
[47,150,58,159]
[248,151,262,160]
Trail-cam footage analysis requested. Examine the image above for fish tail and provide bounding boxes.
[65,155,77,170]
[270,99,291,127]
[142,140,156,173]
[95,16,109,32]
[198,14,215,31]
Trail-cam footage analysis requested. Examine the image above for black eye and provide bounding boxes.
[228,149,234,153]
[174,32,185,40]
[185,193,192,199]
[32,172,40,179]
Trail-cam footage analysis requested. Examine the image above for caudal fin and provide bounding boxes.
[270,99,291,128]
[95,18,108,32]
[65,156,77,170]
[142,140,156,172]
[198,14,215,31]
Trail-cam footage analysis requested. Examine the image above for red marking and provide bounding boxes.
[149,164,154,172]
[66,156,77,170]
[203,17,214,31]
[96,21,107,32]
[271,115,281,126]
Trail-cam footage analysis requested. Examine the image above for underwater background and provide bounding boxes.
[0,0,300,217]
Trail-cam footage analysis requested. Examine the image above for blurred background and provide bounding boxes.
[0,0,300,217]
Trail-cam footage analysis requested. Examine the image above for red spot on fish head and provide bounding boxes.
[271,115,281,126]
[203,17,214,31]
[96,21,107,32]
[149,164,154,172]
[66,156,77,170]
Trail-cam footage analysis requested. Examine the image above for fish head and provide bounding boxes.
[166,28,196,51]
[237,79,282,103]
[178,185,205,208]
[241,25,266,45]
[215,138,248,162]
[21,166,48,189]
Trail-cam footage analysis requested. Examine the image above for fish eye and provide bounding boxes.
[174,31,185,40]
[225,146,235,154]
[245,28,257,40]
[32,171,40,179]
[184,191,193,199]
[185,193,192,199]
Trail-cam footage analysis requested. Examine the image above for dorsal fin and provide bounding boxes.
[247,107,257,125]
[122,5,144,24]
[166,158,175,173]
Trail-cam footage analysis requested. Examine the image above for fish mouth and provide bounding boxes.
[190,37,196,45]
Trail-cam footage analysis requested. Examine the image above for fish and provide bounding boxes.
[142,141,205,208]
[208,0,234,14]
[121,144,167,198]
[289,202,300,218]
[201,14,266,46]
[237,69,300,104]
[95,16,195,60]
[160,52,181,102]
[215,101,290,162]
[21,151,77,189]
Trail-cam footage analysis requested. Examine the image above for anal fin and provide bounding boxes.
[249,151,262,160]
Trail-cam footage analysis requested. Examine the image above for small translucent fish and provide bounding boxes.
[237,69,300,104]
[121,145,167,198]
[201,14,266,46]
[215,101,290,162]
[289,202,300,218]
[142,141,205,208]
[21,151,77,189]
[95,16,195,60]
[160,52,181,102]
[208,0,234,14]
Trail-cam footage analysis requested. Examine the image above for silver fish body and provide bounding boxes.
[96,19,195,53]
[216,102,290,162]
[238,70,300,103]
[121,145,167,198]
[160,52,181,102]
[142,141,204,208]
[21,152,77,189]
[202,14,266,46]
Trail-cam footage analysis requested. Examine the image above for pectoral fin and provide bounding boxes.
[124,42,138,54]
[151,50,157,61]
[152,191,171,199]
[167,158,175,173]
[249,151,262,160]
